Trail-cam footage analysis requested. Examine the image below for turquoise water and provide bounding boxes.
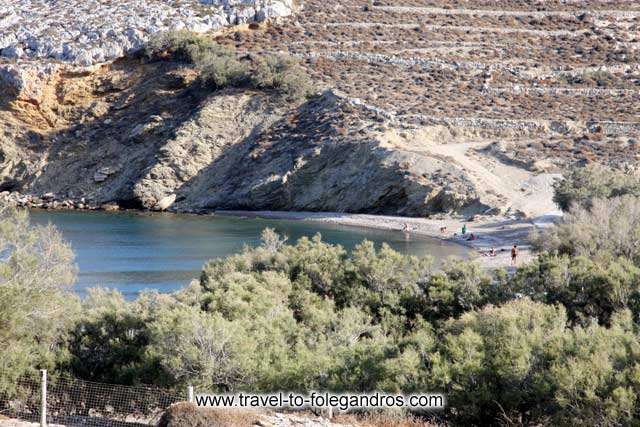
[30,210,468,298]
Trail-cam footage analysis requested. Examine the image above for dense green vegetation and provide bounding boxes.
[145,30,313,101]
[4,165,640,425]
[552,164,640,211]
[0,205,79,396]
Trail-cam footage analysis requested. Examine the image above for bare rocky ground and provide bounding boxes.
[0,410,436,426]
[0,0,295,64]
[0,0,638,228]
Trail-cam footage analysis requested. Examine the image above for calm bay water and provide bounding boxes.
[30,210,468,298]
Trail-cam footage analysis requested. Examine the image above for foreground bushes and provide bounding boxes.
[434,300,640,426]
[145,30,313,101]
[0,205,78,395]
[54,226,640,425]
[510,253,640,325]
[536,195,640,264]
[7,167,640,425]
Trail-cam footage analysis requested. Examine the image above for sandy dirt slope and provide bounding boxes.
[377,126,561,218]
[421,140,561,218]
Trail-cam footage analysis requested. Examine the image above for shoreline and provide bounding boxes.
[15,195,563,269]
[215,210,563,269]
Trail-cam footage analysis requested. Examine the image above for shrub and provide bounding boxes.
[418,260,498,323]
[67,289,166,385]
[199,56,250,89]
[553,164,640,211]
[432,299,640,425]
[510,252,640,325]
[10,202,640,426]
[0,204,79,395]
[251,54,314,101]
[146,30,231,64]
[535,195,640,264]
[146,32,313,101]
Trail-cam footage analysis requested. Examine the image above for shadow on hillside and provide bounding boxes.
[173,92,435,216]
[20,57,209,207]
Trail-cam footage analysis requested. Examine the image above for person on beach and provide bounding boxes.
[511,245,518,265]
[490,247,496,257]
[440,226,447,234]
[462,224,467,235]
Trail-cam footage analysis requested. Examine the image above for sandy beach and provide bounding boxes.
[215,210,563,270]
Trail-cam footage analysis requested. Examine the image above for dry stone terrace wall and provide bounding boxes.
[372,0,640,10]
[0,0,295,65]
[1,0,640,214]
[370,5,640,18]
[220,0,639,167]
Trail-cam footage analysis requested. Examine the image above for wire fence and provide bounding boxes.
[0,372,185,426]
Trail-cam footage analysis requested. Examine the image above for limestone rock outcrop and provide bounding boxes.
[0,0,296,66]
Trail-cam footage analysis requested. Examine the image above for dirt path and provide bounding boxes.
[421,140,560,218]
[378,126,561,219]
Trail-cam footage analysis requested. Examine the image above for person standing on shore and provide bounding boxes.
[402,222,410,241]
[511,245,518,266]
[462,224,467,236]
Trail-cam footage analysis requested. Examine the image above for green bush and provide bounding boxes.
[10,201,640,425]
[0,204,79,395]
[146,30,232,64]
[66,289,167,385]
[251,54,314,101]
[535,195,640,264]
[145,31,313,100]
[432,299,640,425]
[199,56,250,89]
[510,252,640,325]
[553,164,640,211]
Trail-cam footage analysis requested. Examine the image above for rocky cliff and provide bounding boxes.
[0,57,480,215]
[2,0,638,218]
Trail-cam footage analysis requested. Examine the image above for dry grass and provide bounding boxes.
[214,0,640,158]
[156,405,443,427]
[157,402,259,427]
[335,412,443,427]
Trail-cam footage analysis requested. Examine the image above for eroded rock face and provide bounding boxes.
[0,63,61,104]
[0,58,480,216]
[166,92,475,216]
[0,0,296,66]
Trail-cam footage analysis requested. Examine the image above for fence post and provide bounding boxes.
[40,369,47,427]
[187,385,194,404]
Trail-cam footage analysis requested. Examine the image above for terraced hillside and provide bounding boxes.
[0,0,638,217]
[226,0,639,168]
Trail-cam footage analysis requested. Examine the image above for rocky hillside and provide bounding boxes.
[0,0,639,218]
[0,0,295,64]
[0,57,476,215]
